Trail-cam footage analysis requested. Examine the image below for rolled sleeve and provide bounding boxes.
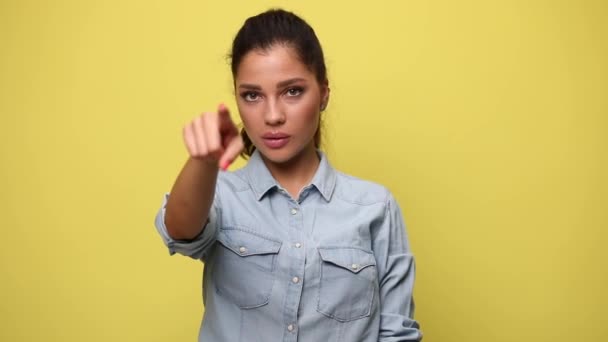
[373,194,423,341]
[154,193,219,260]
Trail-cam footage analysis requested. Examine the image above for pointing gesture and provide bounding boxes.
[183,103,244,170]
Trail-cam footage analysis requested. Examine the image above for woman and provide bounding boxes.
[154,8,422,341]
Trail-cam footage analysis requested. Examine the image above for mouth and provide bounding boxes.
[262,132,290,149]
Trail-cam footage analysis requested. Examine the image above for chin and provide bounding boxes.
[256,143,313,166]
[257,148,296,164]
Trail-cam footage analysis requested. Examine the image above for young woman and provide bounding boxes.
[154,9,422,341]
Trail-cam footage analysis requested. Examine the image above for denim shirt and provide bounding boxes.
[154,151,422,341]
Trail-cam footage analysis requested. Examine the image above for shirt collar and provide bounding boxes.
[244,149,337,202]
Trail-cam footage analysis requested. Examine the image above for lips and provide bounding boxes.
[262,132,290,149]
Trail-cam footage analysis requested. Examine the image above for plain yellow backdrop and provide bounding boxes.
[1,0,606,341]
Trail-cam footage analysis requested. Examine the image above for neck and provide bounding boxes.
[261,145,320,199]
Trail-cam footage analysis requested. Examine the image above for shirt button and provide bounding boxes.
[287,324,295,332]
[292,276,300,284]
[290,208,298,215]
[294,242,302,248]
[239,246,247,254]
[351,263,359,270]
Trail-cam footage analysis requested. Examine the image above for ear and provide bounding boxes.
[320,80,330,111]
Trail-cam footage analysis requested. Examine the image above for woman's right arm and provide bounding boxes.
[164,103,243,240]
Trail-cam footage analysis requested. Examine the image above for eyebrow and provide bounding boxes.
[277,77,306,88]
[238,77,307,91]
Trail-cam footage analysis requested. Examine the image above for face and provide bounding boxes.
[235,44,329,165]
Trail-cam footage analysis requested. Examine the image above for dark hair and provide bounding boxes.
[229,8,328,158]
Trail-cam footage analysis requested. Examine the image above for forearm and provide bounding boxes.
[378,254,421,341]
[375,194,422,340]
[164,157,219,240]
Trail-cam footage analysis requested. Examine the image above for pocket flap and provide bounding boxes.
[218,228,281,256]
[318,247,376,274]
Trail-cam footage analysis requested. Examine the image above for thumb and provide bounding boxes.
[218,134,244,171]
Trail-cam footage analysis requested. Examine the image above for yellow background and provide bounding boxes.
[1,0,606,341]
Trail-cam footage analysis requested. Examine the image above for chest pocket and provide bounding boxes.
[317,247,378,322]
[213,227,282,309]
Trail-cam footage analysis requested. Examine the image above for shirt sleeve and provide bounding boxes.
[154,192,219,260]
[372,193,423,341]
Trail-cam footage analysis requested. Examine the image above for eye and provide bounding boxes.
[241,91,260,102]
[285,87,304,97]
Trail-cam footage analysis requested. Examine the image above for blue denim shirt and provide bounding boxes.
[154,151,422,341]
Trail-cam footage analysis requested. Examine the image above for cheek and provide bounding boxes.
[237,105,257,131]
[297,99,321,128]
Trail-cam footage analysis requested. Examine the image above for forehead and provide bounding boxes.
[235,45,315,85]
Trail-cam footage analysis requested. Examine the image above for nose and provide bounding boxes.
[264,100,286,126]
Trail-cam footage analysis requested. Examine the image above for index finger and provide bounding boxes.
[217,103,238,136]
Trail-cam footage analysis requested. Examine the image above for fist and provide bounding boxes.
[183,103,244,170]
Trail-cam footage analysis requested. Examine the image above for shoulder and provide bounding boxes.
[332,170,393,206]
[216,169,250,193]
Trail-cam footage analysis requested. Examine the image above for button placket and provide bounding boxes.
[285,198,304,339]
